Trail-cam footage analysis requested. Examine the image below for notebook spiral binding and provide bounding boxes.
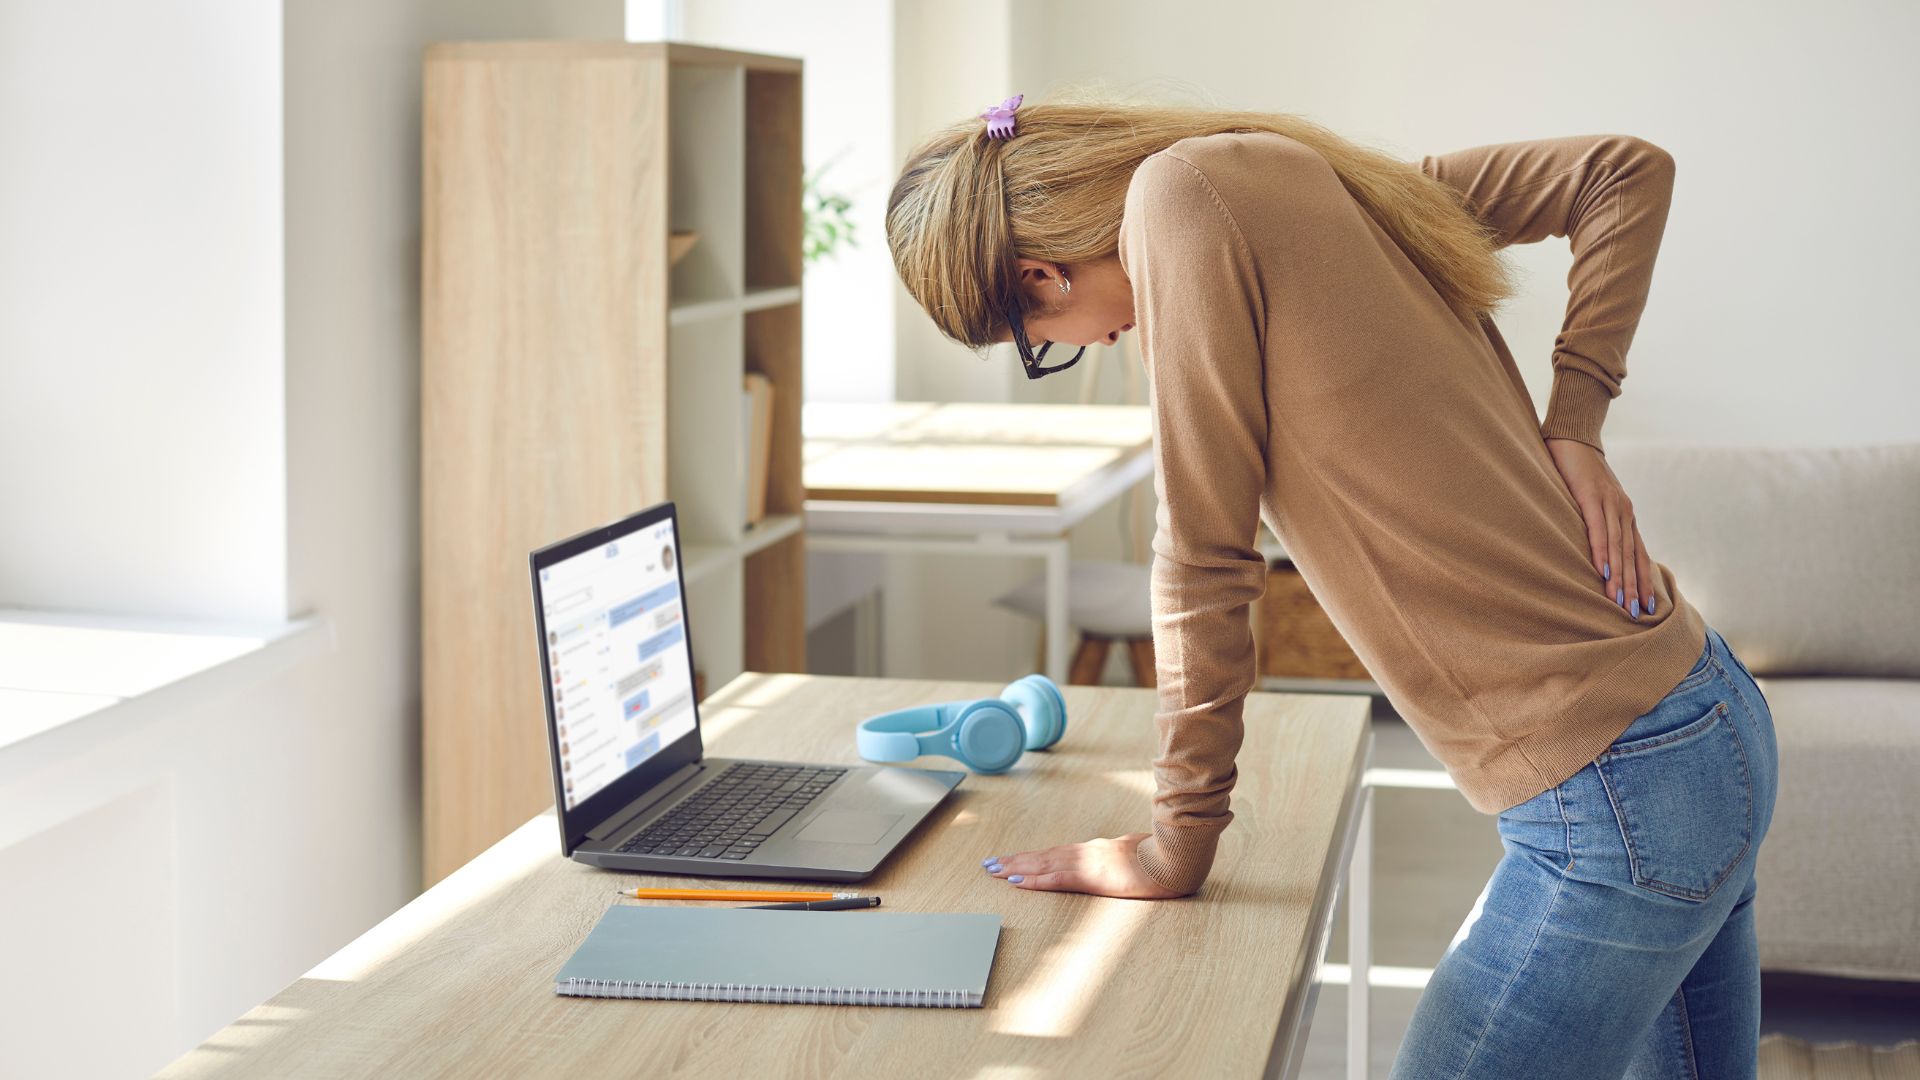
[557,978,979,1007]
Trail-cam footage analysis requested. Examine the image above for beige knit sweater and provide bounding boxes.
[1117,130,1710,895]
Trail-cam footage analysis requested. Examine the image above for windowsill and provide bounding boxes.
[0,608,334,784]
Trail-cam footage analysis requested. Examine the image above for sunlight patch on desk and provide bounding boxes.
[1363,767,1454,791]
[714,671,813,708]
[305,819,546,982]
[1101,768,1156,797]
[1319,963,1431,989]
[991,898,1154,1038]
[162,1003,308,1074]
[696,673,813,743]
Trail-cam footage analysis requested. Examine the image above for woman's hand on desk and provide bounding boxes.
[983,833,1185,899]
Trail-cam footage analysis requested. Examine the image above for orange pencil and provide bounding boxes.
[616,887,861,902]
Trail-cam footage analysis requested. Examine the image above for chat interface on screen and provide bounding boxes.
[540,521,693,809]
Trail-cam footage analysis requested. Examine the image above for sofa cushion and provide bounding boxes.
[1604,442,1920,678]
[1748,676,1920,980]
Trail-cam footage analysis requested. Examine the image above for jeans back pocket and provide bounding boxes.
[1593,701,1754,902]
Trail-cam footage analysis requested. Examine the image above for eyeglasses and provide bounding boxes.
[1003,299,1086,380]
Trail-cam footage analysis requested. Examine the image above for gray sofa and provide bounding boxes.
[1606,441,1920,982]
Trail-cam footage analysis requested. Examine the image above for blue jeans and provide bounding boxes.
[1390,625,1779,1079]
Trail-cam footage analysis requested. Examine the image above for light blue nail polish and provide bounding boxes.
[1616,588,1625,607]
[1008,875,1024,883]
[986,862,1001,873]
[1630,598,1641,619]
[981,857,995,867]
[1649,596,1657,615]
[1603,561,1611,581]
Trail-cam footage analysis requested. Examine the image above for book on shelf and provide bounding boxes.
[742,372,775,528]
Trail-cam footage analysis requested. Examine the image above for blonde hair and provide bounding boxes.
[886,91,1518,355]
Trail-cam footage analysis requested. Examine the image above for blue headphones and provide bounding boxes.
[855,674,1068,774]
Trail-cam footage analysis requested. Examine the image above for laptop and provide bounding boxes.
[529,500,964,881]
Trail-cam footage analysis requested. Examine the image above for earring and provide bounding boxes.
[1058,268,1072,295]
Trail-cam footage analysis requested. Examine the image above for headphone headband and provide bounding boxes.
[855,703,958,762]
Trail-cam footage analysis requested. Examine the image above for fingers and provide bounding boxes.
[1604,497,1625,610]
[1581,496,1610,586]
[1619,498,1641,620]
[984,844,1078,879]
[1633,520,1657,616]
[1013,870,1095,893]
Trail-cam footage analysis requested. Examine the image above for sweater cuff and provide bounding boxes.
[1539,368,1614,453]
[1135,822,1225,896]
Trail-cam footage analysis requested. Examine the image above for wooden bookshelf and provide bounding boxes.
[421,41,806,886]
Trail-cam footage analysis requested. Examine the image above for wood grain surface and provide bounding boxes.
[802,402,1152,507]
[162,674,1368,1080]
[422,42,809,889]
[421,45,672,885]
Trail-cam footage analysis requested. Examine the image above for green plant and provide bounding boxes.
[802,147,858,265]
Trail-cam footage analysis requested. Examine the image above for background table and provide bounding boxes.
[161,673,1373,1079]
[803,402,1154,685]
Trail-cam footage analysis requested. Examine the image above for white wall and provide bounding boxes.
[1010,0,1920,448]
[0,3,622,1077]
[0,0,287,621]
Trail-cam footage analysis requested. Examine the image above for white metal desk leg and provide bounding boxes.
[1348,780,1374,1080]
[1043,539,1071,686]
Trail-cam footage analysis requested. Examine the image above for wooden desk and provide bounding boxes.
[161,673,1373,1079]
[803,402,1156,685]
[802,401,1152,507]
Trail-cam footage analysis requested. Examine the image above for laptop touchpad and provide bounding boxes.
[795,810,901,845]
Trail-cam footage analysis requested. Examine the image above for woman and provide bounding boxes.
[886,94,1779,1078]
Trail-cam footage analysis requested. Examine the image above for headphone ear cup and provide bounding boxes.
[1000,674,1067,750]
[953,701,1025,773]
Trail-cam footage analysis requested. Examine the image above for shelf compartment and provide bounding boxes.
[745,69,803,291]
[668,315,746,550]
[668,62,744,306]
[682,511,802,586]
[669,283,801,326]
[684,557,743,703]
[745,530,806,674]
[744,302,804,517]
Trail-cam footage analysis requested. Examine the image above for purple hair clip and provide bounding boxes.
[980,94,1023,140]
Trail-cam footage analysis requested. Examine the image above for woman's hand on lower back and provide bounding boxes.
[982,833,1185,899]
[1545,437,1655,620]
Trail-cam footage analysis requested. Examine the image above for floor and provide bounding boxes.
[1292,699,1920,1077]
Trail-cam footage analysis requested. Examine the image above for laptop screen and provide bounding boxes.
[537,513,698,812]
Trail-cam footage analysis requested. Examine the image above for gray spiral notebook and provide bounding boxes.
[554,905,1003,1008]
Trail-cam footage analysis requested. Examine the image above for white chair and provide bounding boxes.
[993,559,1156,686]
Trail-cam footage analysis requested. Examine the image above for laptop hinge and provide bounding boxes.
[587,762,705,842]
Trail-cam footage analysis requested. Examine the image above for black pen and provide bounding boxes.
[744,896,882,911]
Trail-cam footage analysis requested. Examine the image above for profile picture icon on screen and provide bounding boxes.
[662,544,675,572]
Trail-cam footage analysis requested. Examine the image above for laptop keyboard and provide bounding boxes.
[615,763,847,860]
